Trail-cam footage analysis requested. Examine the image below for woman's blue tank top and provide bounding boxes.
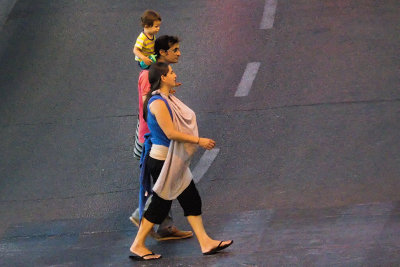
[147,95,173,147]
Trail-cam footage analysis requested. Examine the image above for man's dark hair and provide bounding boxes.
[154,35,180,58]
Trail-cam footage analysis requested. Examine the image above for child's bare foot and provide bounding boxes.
[202,240,233,255]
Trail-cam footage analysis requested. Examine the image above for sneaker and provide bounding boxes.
[129,216,160,239]
[155,226,193,241]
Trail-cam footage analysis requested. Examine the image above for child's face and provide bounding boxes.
[144,20,161,36]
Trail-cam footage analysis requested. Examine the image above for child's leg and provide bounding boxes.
[139,60,149,70]
[138,55,156,70]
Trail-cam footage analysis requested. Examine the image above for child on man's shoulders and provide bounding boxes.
[133,10,161,70]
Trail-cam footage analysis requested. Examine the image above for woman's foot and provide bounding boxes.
[130,244,161,260]
[202,240,233,255]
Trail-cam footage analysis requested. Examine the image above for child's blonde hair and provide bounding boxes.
[141,10,161,27]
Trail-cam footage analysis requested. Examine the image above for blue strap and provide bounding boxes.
[138,133,153,222]
[149,95,173,120]
[138,95,172,222]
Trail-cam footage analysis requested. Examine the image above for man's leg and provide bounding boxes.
[157,211,174,231]
[155,210,193,241]
[130,195,193,241]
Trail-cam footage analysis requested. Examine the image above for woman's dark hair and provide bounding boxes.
[141,10,161,28]
[143,62,169,122]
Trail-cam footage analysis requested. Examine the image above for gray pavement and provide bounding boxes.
[1,0,399,266]
[0,0,17,30]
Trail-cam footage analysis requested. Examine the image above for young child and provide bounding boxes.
[133,10,162,70]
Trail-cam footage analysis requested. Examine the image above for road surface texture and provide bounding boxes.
[1,0,399,266]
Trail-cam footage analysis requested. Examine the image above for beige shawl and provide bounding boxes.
[152,93,198,200]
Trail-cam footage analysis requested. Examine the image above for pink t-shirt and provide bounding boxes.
[138,70,150,143]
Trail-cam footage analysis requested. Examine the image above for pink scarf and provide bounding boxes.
[152,93,199,200]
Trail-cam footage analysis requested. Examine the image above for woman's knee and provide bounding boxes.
[178,181,202,216]
[144,193,172,224]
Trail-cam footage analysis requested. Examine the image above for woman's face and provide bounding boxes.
[162,65,177,87]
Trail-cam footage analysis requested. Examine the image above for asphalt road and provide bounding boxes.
[1,0,399,266]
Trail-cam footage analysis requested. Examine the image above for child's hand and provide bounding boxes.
[143,57,153,66]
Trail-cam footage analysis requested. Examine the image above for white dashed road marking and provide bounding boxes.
[192,148,220,183]
[235,62,261,97]
[0,0,18,30]
[260,0,278,30]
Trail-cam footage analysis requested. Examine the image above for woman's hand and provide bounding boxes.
[198,138,215,150]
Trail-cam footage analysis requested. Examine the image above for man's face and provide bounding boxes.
[163,43,181,64]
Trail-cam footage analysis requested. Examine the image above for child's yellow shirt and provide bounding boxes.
[134,32,155,61]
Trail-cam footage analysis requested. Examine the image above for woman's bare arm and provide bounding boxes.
[149,100,215,150]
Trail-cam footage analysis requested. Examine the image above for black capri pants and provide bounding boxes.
[144,157,202,224]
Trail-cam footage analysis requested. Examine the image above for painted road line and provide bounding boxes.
[192,148,220,183]
[235,62,261,97]
[260,0,278,29]
[0,0,18,30]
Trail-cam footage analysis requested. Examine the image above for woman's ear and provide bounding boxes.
[160,74,166,83]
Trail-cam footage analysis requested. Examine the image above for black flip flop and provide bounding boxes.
[203,240,234,255]
[129,252,162,261]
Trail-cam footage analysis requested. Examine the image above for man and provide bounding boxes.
[130,35,193,241]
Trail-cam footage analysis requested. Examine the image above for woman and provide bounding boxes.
[130,62,233,261]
